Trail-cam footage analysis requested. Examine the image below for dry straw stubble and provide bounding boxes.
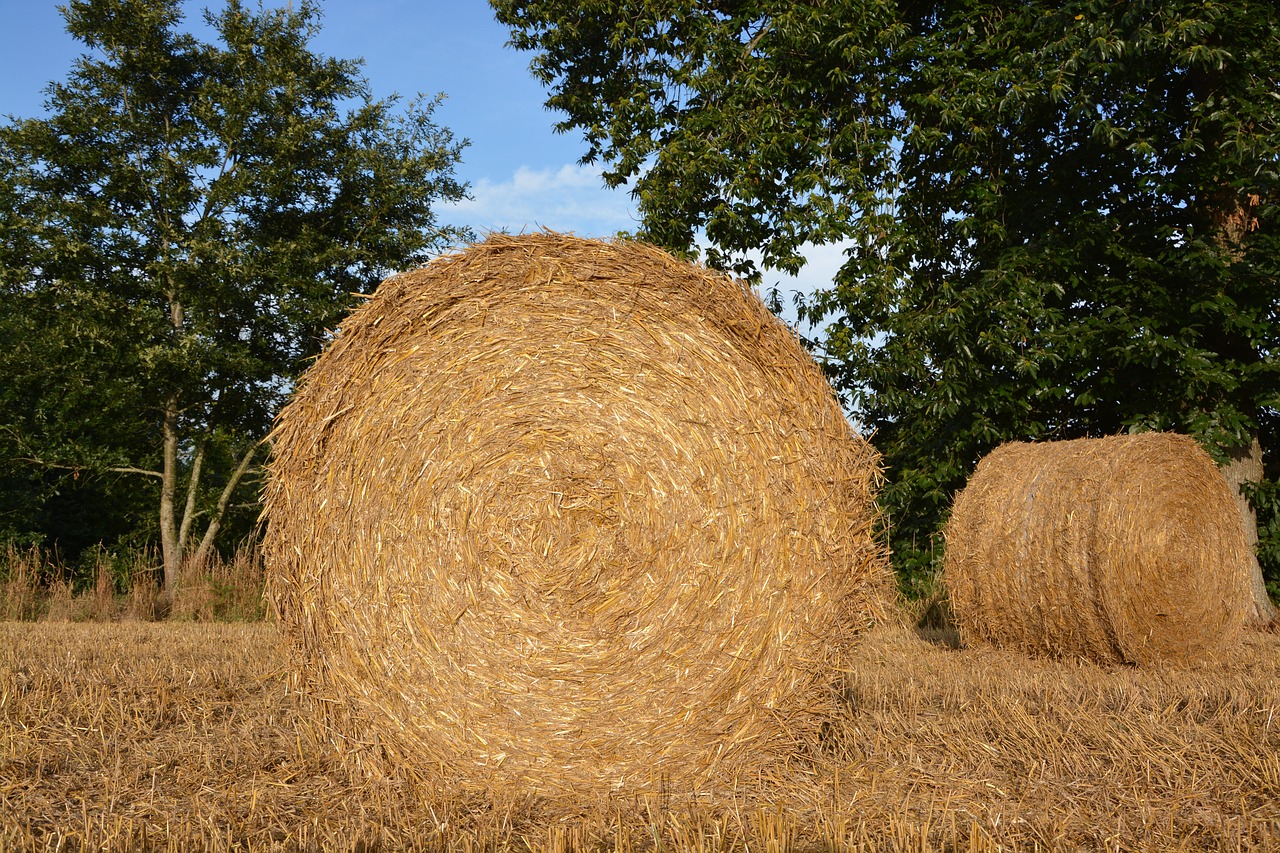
[262,232,891,803]
[943,433,1253,666]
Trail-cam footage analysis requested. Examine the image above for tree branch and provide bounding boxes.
[109,466,165,480]
[177,438,208,555]
[192,440,263,567]
[18,456,165,480]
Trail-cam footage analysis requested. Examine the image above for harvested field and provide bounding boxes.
[3,620,1278,851]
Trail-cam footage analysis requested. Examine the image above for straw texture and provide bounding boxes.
[262,232,890,799]
[943,433,1252,666]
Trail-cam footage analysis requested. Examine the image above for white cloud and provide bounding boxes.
[703,239,856,332]
[754,240,852,296]
[444,164,854,333]
[445,163,640,239]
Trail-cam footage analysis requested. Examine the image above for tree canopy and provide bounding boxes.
[0,0,470,587]
[493,0,1280,595]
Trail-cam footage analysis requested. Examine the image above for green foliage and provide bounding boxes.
[0,257,158,552]
[1243,480,1280,600]
[844,1,1280,581]
[494,0,1280,587]
[494,0,905,279]
[0,0,471,564]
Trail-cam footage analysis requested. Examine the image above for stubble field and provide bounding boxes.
[2,618,1278,852]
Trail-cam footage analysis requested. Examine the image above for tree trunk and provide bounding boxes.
[159,395,182,593]
[177,438,207,558]
[1194,72,1272,627]
[191,442,260,567]
[160,292,186,593]
[1220,435,1277,629]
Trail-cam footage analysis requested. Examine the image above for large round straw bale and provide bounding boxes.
[943,433,1252,666]
[262,232,890,798]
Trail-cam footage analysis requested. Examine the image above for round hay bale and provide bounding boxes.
[943,433,1252,666]
[262,232,890,798]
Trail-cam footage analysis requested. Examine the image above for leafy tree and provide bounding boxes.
[0,272,157,559]
[0,0,470,589]
[494,0,1279,616]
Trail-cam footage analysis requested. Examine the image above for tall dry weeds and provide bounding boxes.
[0,546,42,621]
[0,546,264,623]
[168,546,266,621]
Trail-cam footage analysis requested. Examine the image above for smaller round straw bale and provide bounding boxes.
[262,232,891,800]
[943,433,1252,666]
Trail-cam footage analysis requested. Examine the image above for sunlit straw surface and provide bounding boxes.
[262,232,892,801]
[944,433,1252,665]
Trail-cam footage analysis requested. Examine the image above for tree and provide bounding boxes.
[0,0,470,590]
[494,0,1279,617]
[845,1,1280,622]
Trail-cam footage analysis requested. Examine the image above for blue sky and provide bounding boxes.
[0,0,845,321]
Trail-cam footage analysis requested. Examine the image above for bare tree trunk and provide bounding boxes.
[177,438,207,558]
[191,442,260,568]
[1221,435,1277,629]
[159,291,187,594]
[159,394,182,592]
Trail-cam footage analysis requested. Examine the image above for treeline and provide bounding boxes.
[2,0,1278,608]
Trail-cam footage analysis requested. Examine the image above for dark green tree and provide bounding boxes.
[1,0,470,589]
[494,0,1279,619]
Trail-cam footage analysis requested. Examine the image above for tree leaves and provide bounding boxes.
[0,0,471,566]
[495,0,1279,587]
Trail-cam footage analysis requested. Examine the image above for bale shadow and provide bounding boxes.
[914,594,962,649]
